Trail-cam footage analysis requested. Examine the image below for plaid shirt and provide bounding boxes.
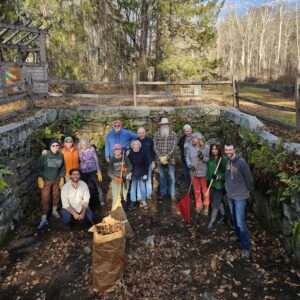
[153,130,177,164]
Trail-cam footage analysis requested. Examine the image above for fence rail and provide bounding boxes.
[237,95,296,112]
[235,77,300,131]
[237,82,294,90]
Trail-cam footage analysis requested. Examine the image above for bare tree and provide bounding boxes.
[296,0,300,73]
[275,0,284,78]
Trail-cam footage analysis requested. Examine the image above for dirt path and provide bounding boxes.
[0,176,300,300]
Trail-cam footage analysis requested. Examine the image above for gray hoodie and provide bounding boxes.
[225,153,253,200]
[185,144,210,177]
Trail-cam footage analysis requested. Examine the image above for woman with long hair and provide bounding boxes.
[185,132,210,215]
[206,142,226,229]
[78,138,104,209]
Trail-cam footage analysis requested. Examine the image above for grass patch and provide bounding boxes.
[239,87,294,108]
[240,102,296,126]
[238,87,296,127]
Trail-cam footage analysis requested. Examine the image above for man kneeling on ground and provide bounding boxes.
[61,168,93,226]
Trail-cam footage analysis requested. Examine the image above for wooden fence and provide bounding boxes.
[233,77,300,131]
[48,79,233,106]
[1,74,300,132]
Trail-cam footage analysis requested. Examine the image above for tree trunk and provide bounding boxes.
[139,0,153,81]
[297,0,300,73]
[154,6,163,81]
[275,0,284,78]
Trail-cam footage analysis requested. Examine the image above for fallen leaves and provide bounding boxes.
[0,187,300,299]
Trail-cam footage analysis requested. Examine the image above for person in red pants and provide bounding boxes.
[185,132,210,215]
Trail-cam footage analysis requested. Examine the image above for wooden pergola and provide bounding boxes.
[0,16,51,107]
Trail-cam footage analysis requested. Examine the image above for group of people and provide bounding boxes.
[36,117,253,258]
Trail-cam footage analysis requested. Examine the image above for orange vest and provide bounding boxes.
[61,145,79,176]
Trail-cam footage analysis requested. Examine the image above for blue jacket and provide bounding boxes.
[128,150,148,178]
[105,128,137,159]
[138,136,155,164]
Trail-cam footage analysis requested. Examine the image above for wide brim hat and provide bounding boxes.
[159,117,170,125]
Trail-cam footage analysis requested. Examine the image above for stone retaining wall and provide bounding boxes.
[0,110,57,242]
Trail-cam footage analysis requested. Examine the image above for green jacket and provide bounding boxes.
[37,151,66,181]
[206,156,226,190]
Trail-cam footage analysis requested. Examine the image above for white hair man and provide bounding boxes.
[153,118,177,201]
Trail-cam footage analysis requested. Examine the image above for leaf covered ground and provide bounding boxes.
[0,172,300,300]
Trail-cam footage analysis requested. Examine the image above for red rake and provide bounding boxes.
[176,171,195,224]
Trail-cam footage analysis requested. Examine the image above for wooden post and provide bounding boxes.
[133,72,137,106]
[296,75,300,132]
[39,33,48,94]
[232,76,236,107]
[232,77,240,108]
[26,73,34,109]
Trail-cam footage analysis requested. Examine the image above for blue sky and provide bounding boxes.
[220,0,294,17]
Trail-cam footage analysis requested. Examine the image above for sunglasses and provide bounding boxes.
[65,141,73,143]
[114,124,121,128]
[51,144,59,147]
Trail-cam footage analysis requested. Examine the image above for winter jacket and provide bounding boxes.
[178,135,192,163]
[105,128,137,159]
[61,145,79,177]
[128,150,149,178]
[138,136,155,164]
[108,156,133,179]
[225,153,253,200]
[206,156,226,190]
[79,147,100,173]
[185,144,210,177]
[37,151,66,181]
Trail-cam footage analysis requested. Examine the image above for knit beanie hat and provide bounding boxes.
[49,139,59,148]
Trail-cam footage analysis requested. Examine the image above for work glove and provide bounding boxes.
[119,165,127,173]
[97,172,103,182]
[142,175,148,181]
[59,177,65,188]
[159,156,168,165]
[212,174,219,180]
[115,177,123,184]
[197,151,204,160]
[37,177,44,189]
[151,161,156,171]
[188,165,195,171]
[126,173,132,180]
[126,148,130,156]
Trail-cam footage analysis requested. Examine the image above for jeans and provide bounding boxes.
[131,176,146,203]
[137,166,153,199]
[227,198,251,251]
[62,207,94,225]
[183,160,191,186]
[158,164,175,197]
[191,176,209,208]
